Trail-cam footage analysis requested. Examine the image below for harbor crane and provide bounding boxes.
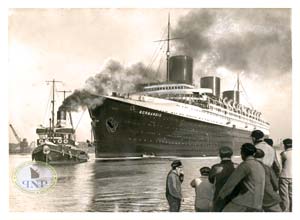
[9,124,22,144]
[9,124,34,153]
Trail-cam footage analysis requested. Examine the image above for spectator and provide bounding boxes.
[251,130,275,167]
[218,143,265,212]
[191,167,214,212]
[255,149,282,212]
[279,138,292,212]
[264,138,281,177]
[166,160,184,212]
[209,146,238,211]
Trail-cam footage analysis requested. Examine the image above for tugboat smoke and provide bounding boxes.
[59,59,159,112]
[59,89,103,112]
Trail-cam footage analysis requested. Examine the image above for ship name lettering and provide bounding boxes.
[139,110,161,117]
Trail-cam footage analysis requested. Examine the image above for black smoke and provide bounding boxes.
[59,89,103,112]
[172,9,291,77]
[60,59,160,111]
[84,59,160,95]
[173,9,215,58]
[60,9,291,111]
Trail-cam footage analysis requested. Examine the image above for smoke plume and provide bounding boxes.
[173,9,215,58]
[60,59,160,111]
[172,9,291,77]
[61,9,291,112]
[59,89,103,112]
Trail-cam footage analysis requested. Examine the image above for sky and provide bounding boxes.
[8,8,292,144]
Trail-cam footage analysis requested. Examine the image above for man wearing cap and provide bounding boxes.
[191,166,214,212]
[218,143,265,212]
[208,146,238,211]
[166,160,184,211]
[279,138,292,212]
[251,130,275,167]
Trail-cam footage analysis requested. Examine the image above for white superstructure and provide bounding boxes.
[108,83,270,135]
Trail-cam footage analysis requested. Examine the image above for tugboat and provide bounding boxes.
[32,79,89,164]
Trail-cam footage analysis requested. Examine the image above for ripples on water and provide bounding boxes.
[9,154,242,212]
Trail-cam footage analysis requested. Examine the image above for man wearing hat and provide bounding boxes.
[191,166,214,212]
[218,143,265,212]
[251,130,276,167]
[166,160,184,211]
[279,138,292,212]
[209,146,238,211]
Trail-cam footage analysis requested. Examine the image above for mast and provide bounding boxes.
[166,13,170,81]
[46,79,62,130]
[237,72,240,93]
[154,13,182,82]
[236,72,240,104]
[57,90,71,100]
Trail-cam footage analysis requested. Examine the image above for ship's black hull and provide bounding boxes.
[32,144,89,164]
[90,98,253,158]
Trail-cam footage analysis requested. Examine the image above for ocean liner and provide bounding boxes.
[88,17,270,158]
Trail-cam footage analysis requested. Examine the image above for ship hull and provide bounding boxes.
[32,144,89,164]
[90,97,253,158]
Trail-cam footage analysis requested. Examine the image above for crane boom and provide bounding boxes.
[9,124,21,143]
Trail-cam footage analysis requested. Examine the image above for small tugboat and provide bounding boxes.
[32,79,89,164]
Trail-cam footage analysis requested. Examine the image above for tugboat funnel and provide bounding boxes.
[57,108,67,127]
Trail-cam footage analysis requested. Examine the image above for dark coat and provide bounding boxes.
[166,170,182,200]
[218,156,265,210]
[258,160,281,209]
[209,159,237,211]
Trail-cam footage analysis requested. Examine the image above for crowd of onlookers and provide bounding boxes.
[165,130,292,212]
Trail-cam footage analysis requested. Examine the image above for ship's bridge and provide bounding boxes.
[36,127,75,145]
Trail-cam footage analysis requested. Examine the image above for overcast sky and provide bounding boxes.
[8,8,292,144]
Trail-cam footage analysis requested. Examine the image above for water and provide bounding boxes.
[9,154,242,212]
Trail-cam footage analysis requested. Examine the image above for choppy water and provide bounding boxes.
[9,154,242,212]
